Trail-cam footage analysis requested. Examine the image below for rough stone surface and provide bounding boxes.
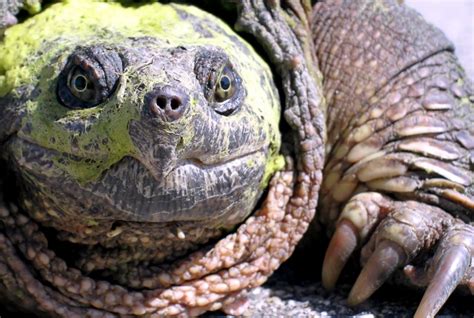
[206,260,472,317]
[244,267,471,317]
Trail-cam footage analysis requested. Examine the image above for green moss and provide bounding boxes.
[261,154,285,189]
[460,97,470,105]
[0,0,186,96]
[86,218,99,226]
[24,0,42,14]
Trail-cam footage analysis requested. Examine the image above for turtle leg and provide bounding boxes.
[322,194,473,317]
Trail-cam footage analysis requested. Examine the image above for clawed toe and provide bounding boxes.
[323,195,474,317]
[322,220,358,290]
[322,193,392,290]
[348,240,405,305]
[415,225,473,318]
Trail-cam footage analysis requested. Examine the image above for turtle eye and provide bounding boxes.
[57,46,123,109]
[194,49,245,116]
[68,68,94,100]
[210,63,244,116]
[71,73,88,92]
[214,65,236,102]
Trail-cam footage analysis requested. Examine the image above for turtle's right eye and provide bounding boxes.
[57,46,123,109]
[214,64,237,103]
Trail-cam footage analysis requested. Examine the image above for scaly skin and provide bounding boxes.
[1,0,471,317]
[312,0,473,316]
[0,0,325,316]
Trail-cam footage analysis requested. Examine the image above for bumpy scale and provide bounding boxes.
[313,1,473,317]
[0,0,472,317]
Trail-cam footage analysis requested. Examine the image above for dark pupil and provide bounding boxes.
[220,75,231,90]
[74,75,87,91]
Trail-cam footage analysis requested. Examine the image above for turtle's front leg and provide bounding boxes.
[312,0,473,316]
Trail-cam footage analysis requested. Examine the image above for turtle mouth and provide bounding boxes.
[8,136,268,223]
[138,146,266,182]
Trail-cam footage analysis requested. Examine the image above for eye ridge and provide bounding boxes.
[57,46,123,109]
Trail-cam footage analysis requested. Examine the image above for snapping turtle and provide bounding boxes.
[0,0,472,317]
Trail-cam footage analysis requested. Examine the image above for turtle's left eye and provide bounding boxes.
[57,46,123,109]
[214,65,236,102]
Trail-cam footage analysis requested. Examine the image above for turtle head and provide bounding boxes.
[0,1,282,249]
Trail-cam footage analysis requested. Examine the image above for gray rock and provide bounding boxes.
[243,268,471,317]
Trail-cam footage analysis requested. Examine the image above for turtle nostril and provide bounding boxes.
[170,97,181,110]
[156,96,167,109]
[146,85,189,122]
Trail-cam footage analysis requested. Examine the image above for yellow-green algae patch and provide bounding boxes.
[1,0,282,187]
[23,0,42,14]
[0,0,190,96]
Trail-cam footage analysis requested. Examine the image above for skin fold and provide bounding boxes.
[0,0,471,317]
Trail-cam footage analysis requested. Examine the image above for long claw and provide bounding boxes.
[347,240,405,306]
[414,245,470,318]
[322,220,358,290]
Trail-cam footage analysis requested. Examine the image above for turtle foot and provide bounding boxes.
[322,192,474,317]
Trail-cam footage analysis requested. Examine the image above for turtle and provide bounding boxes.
[0,0,472,317]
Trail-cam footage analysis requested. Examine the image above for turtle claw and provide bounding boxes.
[324,195,473,315]
[322,192,393,290]
[414,245,470,318]
[344,202,474,316]
[347,240,405,306]
[322,220,358,290]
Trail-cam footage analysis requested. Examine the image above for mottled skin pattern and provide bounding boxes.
[0,0,472,317]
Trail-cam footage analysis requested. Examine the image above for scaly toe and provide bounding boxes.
[414,224,474,318]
